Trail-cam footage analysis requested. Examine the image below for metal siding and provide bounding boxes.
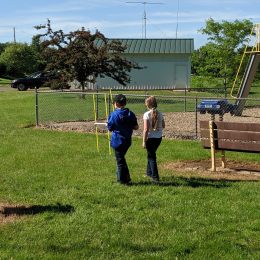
[160,40,165,53]
[170,40,176,53]
[149,40,157,53]
[165,40,171,53]
[181,39,185,53]
[155,40,161,53]
[131,39,139,53]
[145,39,152,53]
[139,40,147,53]
[120,39,128,50]
[95,38,193,54]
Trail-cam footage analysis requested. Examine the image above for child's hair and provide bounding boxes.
[145,96,159,130]
[114,94,126,106]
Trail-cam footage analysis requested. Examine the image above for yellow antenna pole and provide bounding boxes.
[93,94,99,152]
[104,94,111,155]
[110,88,114,111]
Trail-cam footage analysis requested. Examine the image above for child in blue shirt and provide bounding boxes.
[107,94,139,185]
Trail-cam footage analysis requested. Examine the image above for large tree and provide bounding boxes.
[0,43,39,77]
[35,20,141,91]
[193,18,253,85]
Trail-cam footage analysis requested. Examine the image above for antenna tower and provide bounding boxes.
[126,1,163,38]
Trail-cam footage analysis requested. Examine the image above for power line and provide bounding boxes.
[126,1,163,38]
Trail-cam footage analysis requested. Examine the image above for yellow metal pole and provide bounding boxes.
[93,94,99,152]
[110,88,114,111]
[230,26,255,98]
[209,120,216,172]
[104,94,111,155]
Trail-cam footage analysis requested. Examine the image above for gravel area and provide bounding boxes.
[40,107,260,139]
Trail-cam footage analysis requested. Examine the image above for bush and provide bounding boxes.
[0,63,6,77]
[42,79,70,90]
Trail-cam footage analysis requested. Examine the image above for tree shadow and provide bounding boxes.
[0,203,74,216]
[133,176,258,188]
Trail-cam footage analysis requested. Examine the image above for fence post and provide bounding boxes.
[195,96,198,139]
[35,87,39,127]
[184,88,187,112]
[96,86,99,119]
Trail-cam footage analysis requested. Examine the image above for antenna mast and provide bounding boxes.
[176,0,179,38]
[126,1,163,38]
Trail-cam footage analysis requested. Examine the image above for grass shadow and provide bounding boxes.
[132,176,257,188]
[0,203,74,216]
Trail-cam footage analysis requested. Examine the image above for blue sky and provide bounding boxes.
[0,0,259,49]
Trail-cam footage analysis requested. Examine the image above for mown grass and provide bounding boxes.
[0,90,259,259]
[0,77,11,85]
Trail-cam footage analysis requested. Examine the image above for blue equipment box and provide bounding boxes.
[197,99,235,115]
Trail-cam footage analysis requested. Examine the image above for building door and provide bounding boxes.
[175,65,188,88]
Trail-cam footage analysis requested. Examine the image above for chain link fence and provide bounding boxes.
[35,89,260,139]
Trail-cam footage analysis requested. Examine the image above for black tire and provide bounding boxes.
[17,84,28,91]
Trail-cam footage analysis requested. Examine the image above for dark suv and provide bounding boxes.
[11,71,55,91]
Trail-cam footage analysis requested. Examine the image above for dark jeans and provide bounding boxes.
[146,138,162,180]
[114,138,132,184]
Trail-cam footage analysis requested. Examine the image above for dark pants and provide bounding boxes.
[114,138,132,184]
[146,138,162,180]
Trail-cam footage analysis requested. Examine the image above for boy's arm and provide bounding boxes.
[131,112,139,130]
[107,114,114,131]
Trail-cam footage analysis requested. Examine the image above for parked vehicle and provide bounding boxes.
[11,71,56,91]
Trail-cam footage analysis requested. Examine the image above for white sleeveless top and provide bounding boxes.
[143,110,164,138]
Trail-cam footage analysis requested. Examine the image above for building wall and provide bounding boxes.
[96,53,191,88]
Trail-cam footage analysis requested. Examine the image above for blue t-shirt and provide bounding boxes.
[107,108,138,148]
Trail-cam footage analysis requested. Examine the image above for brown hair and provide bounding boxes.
[145,96,159,130]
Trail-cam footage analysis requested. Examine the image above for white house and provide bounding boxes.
[96,38,194,89]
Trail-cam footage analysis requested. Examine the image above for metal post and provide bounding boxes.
[96,86,99,120]
[219,113,226,168]
[35,87,39,127]
[195,96,198,139]
[184,88,187,112]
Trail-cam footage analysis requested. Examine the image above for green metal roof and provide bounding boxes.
[97,39,194,54]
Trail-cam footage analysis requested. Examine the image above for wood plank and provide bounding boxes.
[218,140,260,152]
[201,129,260,141]
[217,122,260,132]
[200,120,260,132]
[200,120,211,129]
[218,130,260,142]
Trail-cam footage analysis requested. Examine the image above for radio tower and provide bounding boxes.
[126,1,163,38]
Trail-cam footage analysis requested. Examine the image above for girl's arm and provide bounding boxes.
[143,119,149,148]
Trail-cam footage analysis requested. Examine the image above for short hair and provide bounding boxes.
[114,94,127,106]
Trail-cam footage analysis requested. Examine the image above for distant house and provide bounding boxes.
[96,38,194,89]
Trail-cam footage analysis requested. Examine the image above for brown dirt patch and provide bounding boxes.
[162,159,260,181]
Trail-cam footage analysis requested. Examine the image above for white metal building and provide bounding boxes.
[96,38,194,89]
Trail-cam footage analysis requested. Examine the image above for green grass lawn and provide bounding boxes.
[0,91,259,259]
[0,77,12,85]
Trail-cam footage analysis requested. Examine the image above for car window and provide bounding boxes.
[29,72,42,78]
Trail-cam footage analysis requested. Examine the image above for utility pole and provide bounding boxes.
[126,1,163,38]
[13,27,16,43]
